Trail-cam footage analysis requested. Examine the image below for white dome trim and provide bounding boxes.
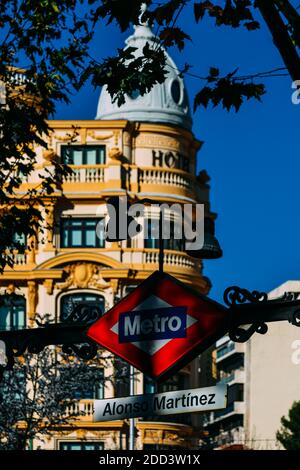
[96,24,192,130]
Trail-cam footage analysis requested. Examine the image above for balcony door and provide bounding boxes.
[0,295,26,331]
[60,218,105,249]
[61,145,106,165]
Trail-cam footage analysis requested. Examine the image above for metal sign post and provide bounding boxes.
[158,207,164,273]
[129,365,135,450]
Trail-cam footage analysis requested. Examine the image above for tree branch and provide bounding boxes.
[256,0,300,81]
[274,0,300,26]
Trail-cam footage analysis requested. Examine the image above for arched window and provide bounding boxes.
[0,295,26,331]
[60,292,105,323]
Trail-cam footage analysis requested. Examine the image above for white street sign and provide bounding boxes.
[94,384,227,422]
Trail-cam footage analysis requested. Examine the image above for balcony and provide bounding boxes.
[66,399,94,422]
[140,412,191,426]
[3,250,34,271]
[144,249,200,271]
[137,421,194,449]
[64,400,126,432]
[5,244,202,279]
[213,401,245,422]
[61,164,107,197]
[62,165,106,184]
[219,372,235,385]
[219,369,245,386]
[137,167,195,199]
[216,340,245,364]
[122,248,201,275]
[61,164,196,201]
[139,167,193,189]
[2,68,39,109]
[208,427,246,449]
[10,252,28,266]
[216,335,230,348]
[10,70,29,86]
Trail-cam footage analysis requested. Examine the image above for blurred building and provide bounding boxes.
[203,281,300,450]
[0,18,221,449]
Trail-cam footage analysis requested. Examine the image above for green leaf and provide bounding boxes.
[159,27,191,51]
[194,69,265,112]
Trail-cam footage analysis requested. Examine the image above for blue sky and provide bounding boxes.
[55,5,300,303]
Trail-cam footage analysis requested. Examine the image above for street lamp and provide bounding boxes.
[185,217,222,260]
[103,197,223,272]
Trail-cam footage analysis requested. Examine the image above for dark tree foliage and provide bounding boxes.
[89,0,300,109]
[0,0,90,272]
[1,1,299,271]
[277,401,300,450]
[0,347,107,450]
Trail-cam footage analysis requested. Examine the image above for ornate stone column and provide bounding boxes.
[45,203,55,250]
[27,234,37,266]
[27,281,38,326]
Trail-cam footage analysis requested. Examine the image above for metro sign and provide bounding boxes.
[87,271,229,380]
[118,306,187,343]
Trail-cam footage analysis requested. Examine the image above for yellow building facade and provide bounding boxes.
[0,20,220,450]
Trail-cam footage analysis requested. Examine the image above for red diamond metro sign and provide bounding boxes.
[87,271,229,380]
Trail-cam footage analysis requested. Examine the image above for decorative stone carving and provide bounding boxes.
[6,284,16,295]
[44,279,54,295]
[110,279,119,297]
[113,130,120,146]
[80,128,87,145]
[27,281,38,320]
[164,431,183,442]
[144,429,164,443]
[45,204,55,245]
[56,263,110,291]
[43,148,57,166]
[196,169,210,185]
[135,134,184,152]
[87,131,113,141]
[27,234,37,264]
[75,429,86,439]
[158,430,164,442]
[109,147,123,161]
[53,133,78,143]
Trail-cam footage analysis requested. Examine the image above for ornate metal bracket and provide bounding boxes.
[225,286,300,342]
[224,286,268,307]
[0,303,102,380]
[2,287,300,381]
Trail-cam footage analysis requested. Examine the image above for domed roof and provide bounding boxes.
[96,21,192,130]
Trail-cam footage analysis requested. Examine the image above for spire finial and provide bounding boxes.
[138,3,149,26]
